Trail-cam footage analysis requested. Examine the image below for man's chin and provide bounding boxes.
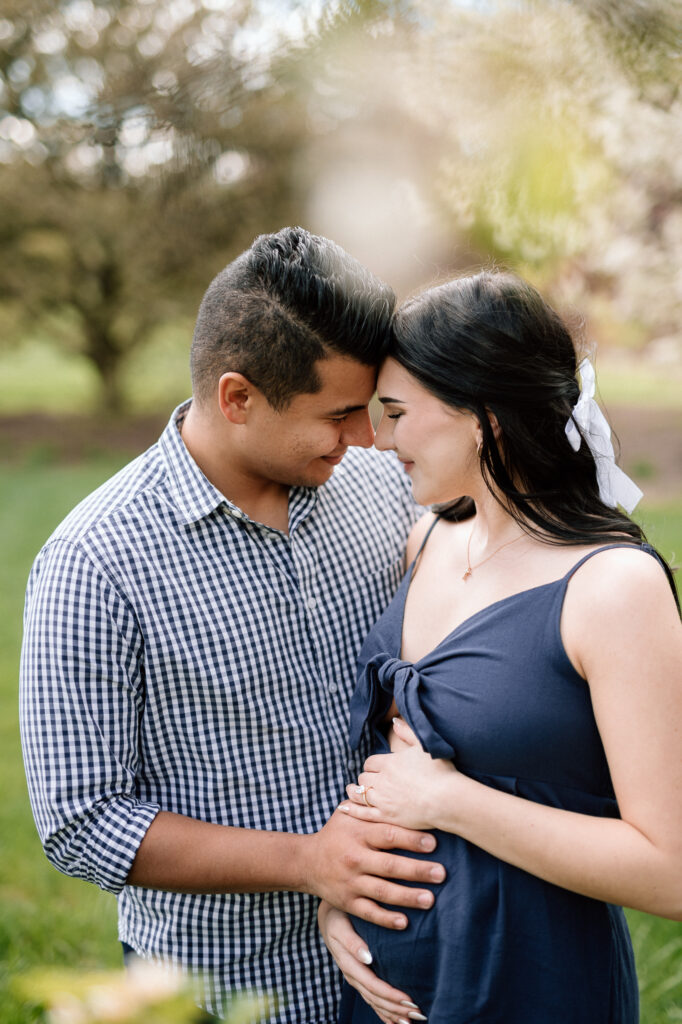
[293,461,339,489]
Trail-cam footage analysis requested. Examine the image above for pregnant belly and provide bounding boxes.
[350,831,633,1024]
[351,832,495,1015]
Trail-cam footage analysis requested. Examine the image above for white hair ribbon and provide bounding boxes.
[565,358,643,514]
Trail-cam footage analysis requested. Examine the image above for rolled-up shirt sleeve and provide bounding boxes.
[19,538,160,894]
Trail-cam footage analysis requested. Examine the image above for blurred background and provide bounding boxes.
[1,1,680,1021]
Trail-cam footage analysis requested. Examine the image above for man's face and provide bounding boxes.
[243,355,377,488]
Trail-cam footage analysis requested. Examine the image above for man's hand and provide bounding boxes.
[301,808,446,929]
[318,902,426,1024]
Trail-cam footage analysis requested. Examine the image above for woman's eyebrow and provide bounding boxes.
[378,396,405,405]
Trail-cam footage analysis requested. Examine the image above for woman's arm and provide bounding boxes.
[343,548,682,919]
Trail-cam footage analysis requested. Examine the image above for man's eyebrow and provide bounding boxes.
[377,396,405,405]
[325,403,367,416]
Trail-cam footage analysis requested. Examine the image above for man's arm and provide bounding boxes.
[20,540,160,895]
[127,808,445,928]
[21,540,444,925]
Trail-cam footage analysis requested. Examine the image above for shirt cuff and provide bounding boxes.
[50,799,161,895]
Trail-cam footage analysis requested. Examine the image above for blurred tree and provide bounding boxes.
[0,0,311,412]
[1,0,680,414]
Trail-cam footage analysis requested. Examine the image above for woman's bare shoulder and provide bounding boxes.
[564,544,680,656]
[405,512,438,564]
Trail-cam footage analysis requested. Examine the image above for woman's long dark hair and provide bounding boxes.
[390,270,679,607]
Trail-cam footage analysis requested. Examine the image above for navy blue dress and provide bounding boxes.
[341,535,645,1024]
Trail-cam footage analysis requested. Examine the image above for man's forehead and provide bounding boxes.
[306,356,377,409]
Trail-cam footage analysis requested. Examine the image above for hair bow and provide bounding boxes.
[565,358,643,514]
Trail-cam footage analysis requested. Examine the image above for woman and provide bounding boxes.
[320,271,682,1024]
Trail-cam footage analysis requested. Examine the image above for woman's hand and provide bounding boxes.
[341,717,457,831]
[317,901,426,1024]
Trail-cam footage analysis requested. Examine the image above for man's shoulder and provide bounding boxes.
[46,444,165,549]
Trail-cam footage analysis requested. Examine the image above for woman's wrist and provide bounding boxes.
[426,768,477,835]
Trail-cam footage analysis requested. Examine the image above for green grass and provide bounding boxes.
[0,459,126,1024]
[596,360,682,409]
[1,458,680,1022]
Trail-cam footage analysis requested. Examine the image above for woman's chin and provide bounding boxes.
[412,482,455,506]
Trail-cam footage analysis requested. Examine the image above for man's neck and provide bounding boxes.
[179,403,291,532]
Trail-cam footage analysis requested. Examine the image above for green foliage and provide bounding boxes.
[12,965,270,1023]
[0,0,312,412]
[2,0,681,417]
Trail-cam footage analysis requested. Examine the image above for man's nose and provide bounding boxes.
[341,409,375,449]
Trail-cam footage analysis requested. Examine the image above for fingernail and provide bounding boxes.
[417,892,433,908]
[354,785,366,794]
[400,1003,419,1009]
[338,804,350,813]
[392,716,400,724]
[357,947,373,965]
[430,865,446,882]
[393,915,407,929]
[419,836,436,851]
[399,1018,411,1024]
[408,1014,427,1021]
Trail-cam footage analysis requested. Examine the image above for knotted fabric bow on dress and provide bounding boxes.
[350,653,456,760]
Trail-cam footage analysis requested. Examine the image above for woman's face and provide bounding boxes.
[375,357,482,506]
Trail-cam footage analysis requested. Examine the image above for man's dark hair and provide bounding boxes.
[190,227,396,410]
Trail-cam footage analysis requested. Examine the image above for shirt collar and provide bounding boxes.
[160,401,232,525]
[159,400,319,529]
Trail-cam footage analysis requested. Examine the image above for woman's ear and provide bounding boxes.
[484,410,502,441]
[218,372,253,424]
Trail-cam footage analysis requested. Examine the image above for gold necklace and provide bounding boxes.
[463,525,525,581]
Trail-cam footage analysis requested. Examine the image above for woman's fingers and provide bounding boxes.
[390,716,420,747]
[340,799,382,822]
[321,907,426,1024]
[345,783,385,814]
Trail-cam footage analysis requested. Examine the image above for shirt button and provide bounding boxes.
[328,682,338,695]
[231,509,246,520]
[306,596,317,610]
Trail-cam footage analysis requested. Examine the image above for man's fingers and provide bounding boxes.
[364,875,437,912]
[375,823,438,855]
[350,896,409,929]
[366,849,446,888]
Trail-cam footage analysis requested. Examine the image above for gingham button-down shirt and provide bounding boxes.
[20,402,419,1021]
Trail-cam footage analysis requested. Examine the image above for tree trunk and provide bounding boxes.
[85,323,126,417]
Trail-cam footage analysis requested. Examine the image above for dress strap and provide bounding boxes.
[414,513,443,560]
[562,542,662,583]
[408,513,447,582]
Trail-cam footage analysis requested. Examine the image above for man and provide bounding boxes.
[20,228,443,1021]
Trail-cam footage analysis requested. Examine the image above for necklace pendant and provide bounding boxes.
[462,568,472,581]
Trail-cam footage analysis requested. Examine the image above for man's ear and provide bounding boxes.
[218,373,255,424]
